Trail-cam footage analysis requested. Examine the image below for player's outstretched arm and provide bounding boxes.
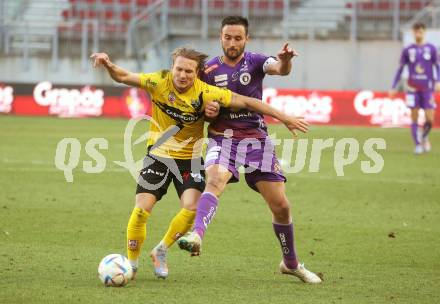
[90,53,141,88]
[230,92,308,136]
[265,42,298,76]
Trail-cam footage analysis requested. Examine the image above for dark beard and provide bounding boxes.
[223,47,245,61]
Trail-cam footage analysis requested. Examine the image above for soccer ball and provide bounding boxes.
[98,254,133,287]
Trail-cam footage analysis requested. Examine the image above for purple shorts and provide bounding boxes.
[406,91,436,109]
[205,135,286,192]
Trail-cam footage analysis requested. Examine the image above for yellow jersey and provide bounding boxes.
[139,70,232,159]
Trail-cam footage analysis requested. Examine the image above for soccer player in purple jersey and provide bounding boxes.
[389,22,439,154]
[178,16,321,283]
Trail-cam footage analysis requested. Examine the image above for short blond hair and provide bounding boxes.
[171,47,209,71]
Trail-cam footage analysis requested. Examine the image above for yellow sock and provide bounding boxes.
[162,208,196,248]
[127,207,150,264]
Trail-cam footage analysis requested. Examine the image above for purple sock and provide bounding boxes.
[273,222,298,269]
[411,123,420,145]
[193,192,218,239]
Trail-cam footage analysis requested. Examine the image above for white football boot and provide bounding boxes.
[422,138,431,152]
[150,242,168,279]
[177,231,202,256]
[279,260,322,284]
[414,144,424,155]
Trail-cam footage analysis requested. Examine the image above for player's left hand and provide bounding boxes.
[435,82,440,92]
[205,101,220,119]
[277,42,298,62]
[283,116,309,138]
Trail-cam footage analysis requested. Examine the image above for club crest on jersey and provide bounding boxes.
[191,99,201,109]
[240,72,251,85]
[168,92,176,104]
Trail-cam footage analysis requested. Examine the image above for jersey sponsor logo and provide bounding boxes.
[153,99,202,124]
[229,111,252,119]
[204,64,219,74]
[232,71,240,82]
[216,81,228,87]
[239,72,251,85]
[415,64,425,74]
[146,168,166,177]
[240,60,248,72]
[214,74,228,83]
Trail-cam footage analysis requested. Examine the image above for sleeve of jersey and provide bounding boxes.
[139,72,160,93]
[391,50,407,89]
[203,83,232,108]
[432,46,440,81]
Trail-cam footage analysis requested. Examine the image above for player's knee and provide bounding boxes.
[135,193,155,212]
[271,198,291,218]
[205,174,227,196]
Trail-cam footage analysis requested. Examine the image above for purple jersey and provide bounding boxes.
[392,43,440,91]
[202,52,274,138]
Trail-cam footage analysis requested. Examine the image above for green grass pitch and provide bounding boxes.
[1,116,439,303]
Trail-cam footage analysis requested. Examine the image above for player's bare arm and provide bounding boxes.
[265,42,298,76]
[229,92,309,136]
[90,52,141,87]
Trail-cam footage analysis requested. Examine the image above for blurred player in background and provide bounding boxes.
[177,16,321,283]
[91,47,308,279]
[390,22,439,154]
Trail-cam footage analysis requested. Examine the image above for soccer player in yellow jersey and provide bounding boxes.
[91,47,308,279]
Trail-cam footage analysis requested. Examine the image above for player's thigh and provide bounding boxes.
[411,107,420,122]
[255,181,290,211]
[425,109,435,122]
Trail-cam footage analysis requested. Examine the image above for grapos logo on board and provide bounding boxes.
[33,81,104,117]
[263,88,333,123]
[0,85,14,113]
[354,90,412,126]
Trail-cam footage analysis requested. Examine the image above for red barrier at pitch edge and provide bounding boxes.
[1,82,439,127]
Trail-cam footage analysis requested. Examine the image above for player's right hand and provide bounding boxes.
[205,101,220,119]
[283,116,309,138]
[90,53,110,68]
[388,89,397,98]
